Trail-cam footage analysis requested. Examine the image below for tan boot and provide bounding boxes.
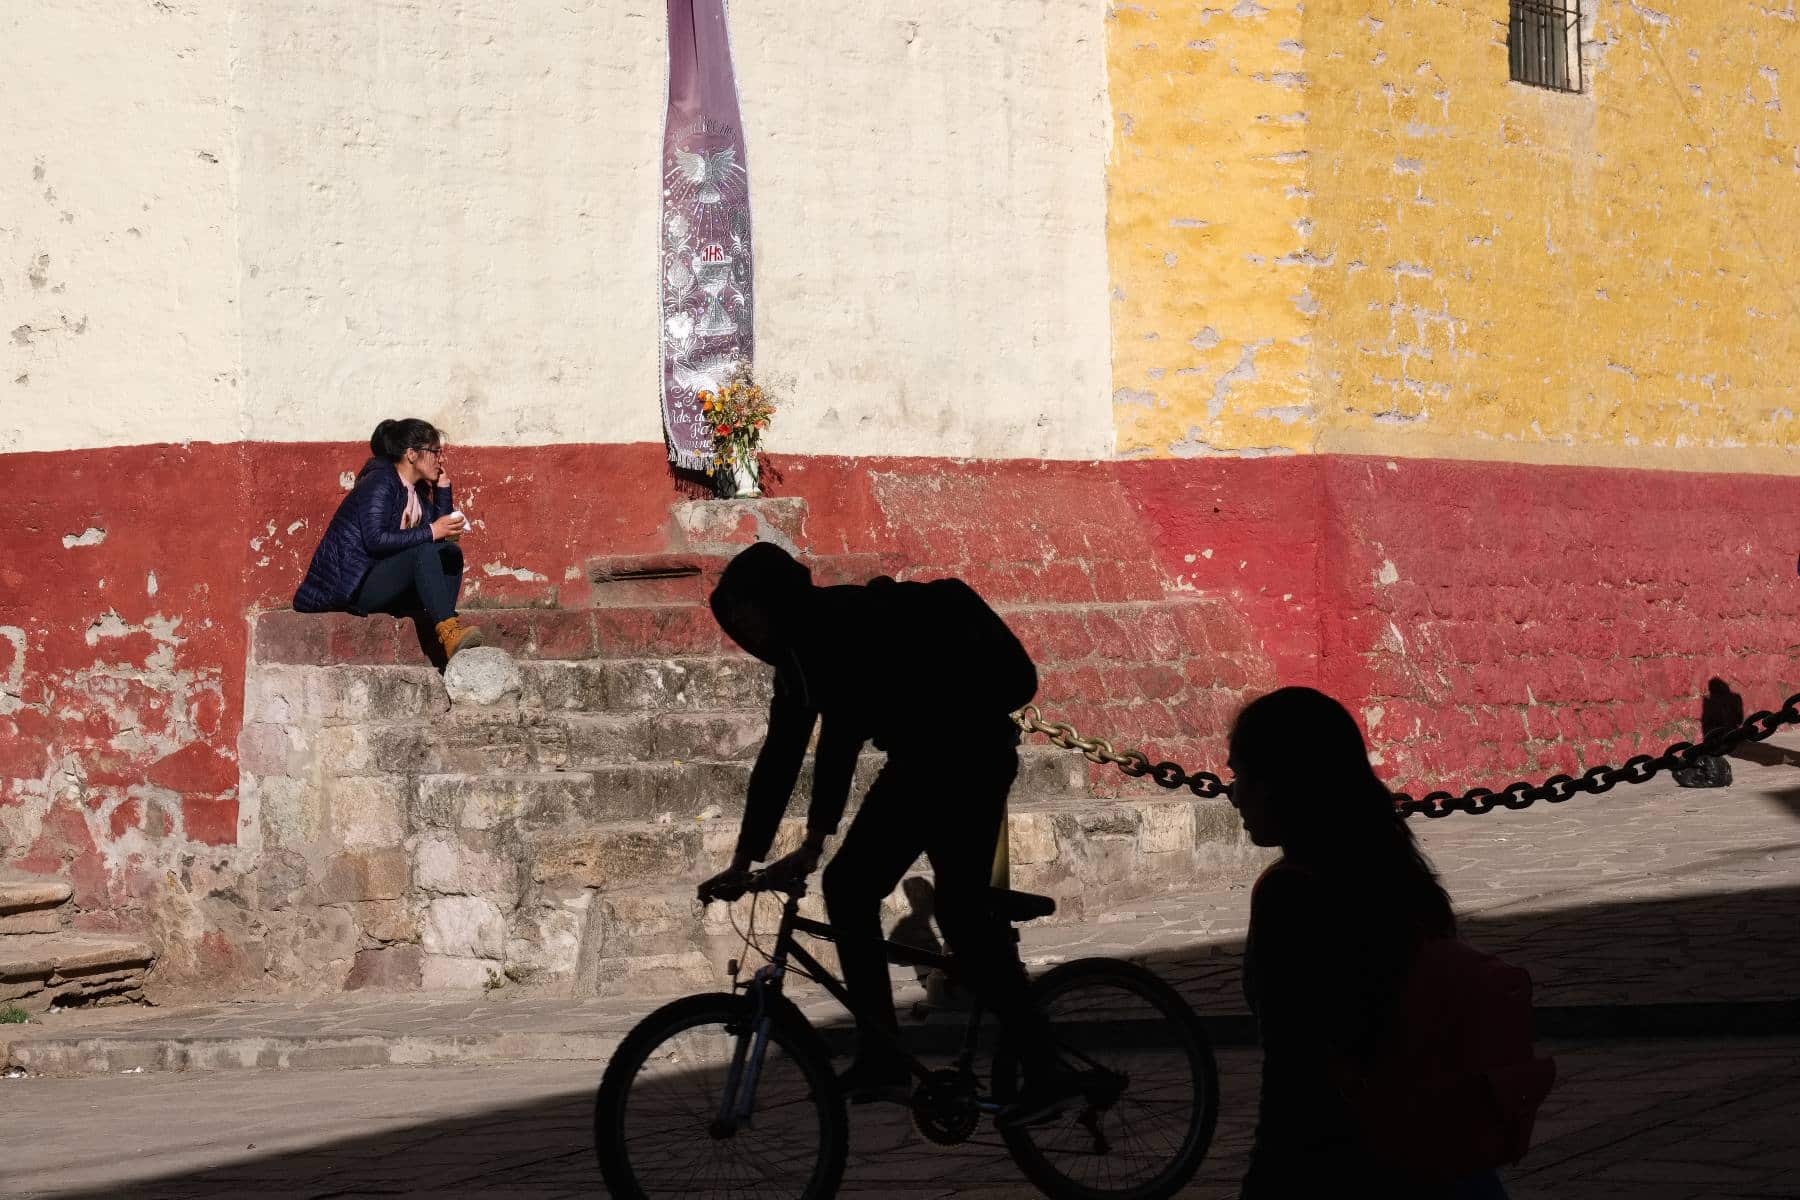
[435,616,485,658]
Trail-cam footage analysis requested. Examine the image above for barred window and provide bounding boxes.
[1510,0,1582,93]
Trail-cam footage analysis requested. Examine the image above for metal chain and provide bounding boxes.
[1013,689,1800,819]
[1390,689,1800,818]
[1013,706,1230,799]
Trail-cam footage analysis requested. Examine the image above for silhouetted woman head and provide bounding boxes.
[1228,686,1454,934]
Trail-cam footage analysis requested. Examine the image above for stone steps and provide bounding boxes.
[0,934,156,1013]
[524,791,1267,1000]
[240,578,1263,1002]
[253,607,737,667]
[310,710,1071,767]
[581,548,906,601]
[391,782,1265,1002]
[306,714,1093,796]
[253,594,1230,680]
[246,656,778,719]
[511,787,1222,883]
[0,872,75,937]
[394,741,1087,837]
[254,536,903,664]
[0,870,158,1014]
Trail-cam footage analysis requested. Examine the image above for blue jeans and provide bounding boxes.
[353,540,464,625]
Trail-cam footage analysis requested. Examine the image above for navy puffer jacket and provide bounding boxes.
[294,458,454,614]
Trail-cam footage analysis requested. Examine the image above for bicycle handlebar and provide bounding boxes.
[697,867,807,905]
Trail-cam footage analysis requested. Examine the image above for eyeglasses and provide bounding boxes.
[413,445,445,458]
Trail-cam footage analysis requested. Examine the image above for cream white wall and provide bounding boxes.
[736,3,1113,459]
[0,1,241,454]
[5,0,1114,459]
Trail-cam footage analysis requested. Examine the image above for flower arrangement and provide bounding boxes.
[698,362,777,497]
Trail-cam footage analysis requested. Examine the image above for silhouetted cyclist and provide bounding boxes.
[695,542,1076,1124]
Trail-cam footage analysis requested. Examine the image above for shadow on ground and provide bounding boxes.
[1730,744,1800,819]
[46,880,1800,1199]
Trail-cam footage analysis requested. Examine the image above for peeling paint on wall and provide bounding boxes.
[61,528,107,549]
[0,627,26,716]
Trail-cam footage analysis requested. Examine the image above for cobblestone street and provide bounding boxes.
[6,737,1800,1197]
[7,1037,1800,1198]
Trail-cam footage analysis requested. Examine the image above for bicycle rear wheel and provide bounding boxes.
[595,992,847,1200]
[992,957,1219,1200]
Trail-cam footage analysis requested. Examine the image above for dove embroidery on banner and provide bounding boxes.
[675,147,739,205]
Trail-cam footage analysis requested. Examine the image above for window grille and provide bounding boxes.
[1510,0,1582,93]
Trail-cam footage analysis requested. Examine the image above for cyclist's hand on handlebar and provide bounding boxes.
[760,842,822,891]
[696,864,754,905]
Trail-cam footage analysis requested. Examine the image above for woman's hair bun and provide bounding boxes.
[369,418,440,462]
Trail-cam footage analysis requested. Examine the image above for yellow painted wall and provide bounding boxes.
[1107,0,1316,459]
[1108,0,1800,472]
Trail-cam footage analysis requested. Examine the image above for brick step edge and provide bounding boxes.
[524,793,1262,899]
[541,792,1237,847]
[249,596,1254,685]
[275,731,1091,798]
[0,935,157,1015]
[578,551,902,607]
[0,874,75,914]
[0,935,156,978]
[254,609,739,667]
[565,803,1271,1001]
[0,874,76,936]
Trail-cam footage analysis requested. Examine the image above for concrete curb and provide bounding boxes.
[5,1029,627,1079]
[11,999,1799,1080]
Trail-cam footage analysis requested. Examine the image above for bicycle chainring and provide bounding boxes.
[909,1068,981,1147]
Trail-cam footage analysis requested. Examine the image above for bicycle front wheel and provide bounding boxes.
[993,957,1219,1200]
[595,992,847,1200]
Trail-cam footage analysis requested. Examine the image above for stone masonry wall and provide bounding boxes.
[223,491,1277,999]
[6,444,1796,997]
[234,641,1265,999]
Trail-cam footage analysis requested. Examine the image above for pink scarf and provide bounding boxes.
[397,468,423,530]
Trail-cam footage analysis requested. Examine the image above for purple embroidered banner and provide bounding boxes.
[660,0,754,472]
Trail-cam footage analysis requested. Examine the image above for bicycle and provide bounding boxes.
[594,869,1220,1199]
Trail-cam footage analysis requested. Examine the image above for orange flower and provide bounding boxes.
[716,425,731,437]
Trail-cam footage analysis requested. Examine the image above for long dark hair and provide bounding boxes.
[369,418,441,463]
[1231,686,1455,938]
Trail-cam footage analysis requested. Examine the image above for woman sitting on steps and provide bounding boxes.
[294,418,484,663]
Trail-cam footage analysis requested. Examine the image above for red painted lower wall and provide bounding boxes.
[3,440,1797,928]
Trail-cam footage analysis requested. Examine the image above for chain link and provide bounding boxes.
[1013,706,1231,799]
[1013,689,1800,820]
